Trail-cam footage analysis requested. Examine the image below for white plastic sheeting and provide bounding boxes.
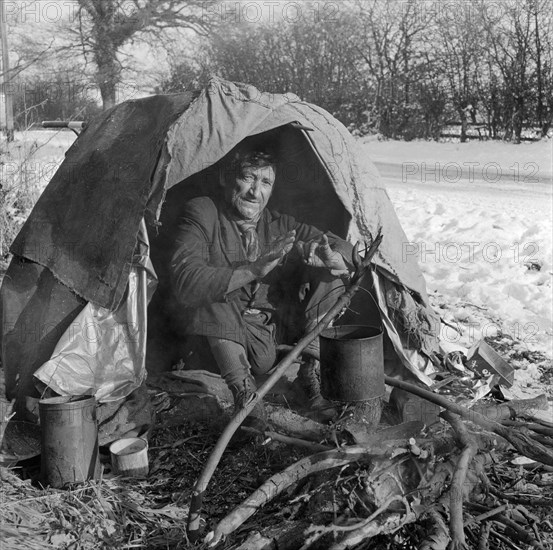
[34,221,157,402]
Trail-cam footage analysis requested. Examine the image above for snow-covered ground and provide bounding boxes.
[362,137,553,394]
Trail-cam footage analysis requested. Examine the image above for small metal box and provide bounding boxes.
[466,340,515,387]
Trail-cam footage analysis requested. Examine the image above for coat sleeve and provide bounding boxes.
[170,198,234,308]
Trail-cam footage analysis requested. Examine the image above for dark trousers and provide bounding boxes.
[207,273,345,389]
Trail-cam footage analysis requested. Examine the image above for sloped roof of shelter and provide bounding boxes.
[11,78,427,310]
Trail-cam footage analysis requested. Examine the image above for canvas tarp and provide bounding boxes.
[1,78,440,409]
[12,78,429,311]
[10,93,194,310]
[161,79,439,381]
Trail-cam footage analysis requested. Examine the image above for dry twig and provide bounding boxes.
[442,412,478,550]
[240,427,331,452]
[488,486,553,506]
[467,502,545,549]
[478,521,491,550]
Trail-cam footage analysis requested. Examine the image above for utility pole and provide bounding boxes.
[0,0,15,142]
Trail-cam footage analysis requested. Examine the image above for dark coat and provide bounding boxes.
[169,196,351,347]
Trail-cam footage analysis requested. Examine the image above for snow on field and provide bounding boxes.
[362,138,553,382]
[364,137,553,182]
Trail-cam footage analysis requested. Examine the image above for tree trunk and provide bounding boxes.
[95,47,120,111]
[512,96,523,144]
[533,6,543,131]
[99,80,117,111]
[459,107,468,143]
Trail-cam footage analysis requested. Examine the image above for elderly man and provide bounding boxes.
[169,140,352,428]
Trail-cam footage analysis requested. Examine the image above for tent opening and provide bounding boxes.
[145,124,377,374]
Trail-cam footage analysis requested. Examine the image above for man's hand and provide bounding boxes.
[227,230,296,294]
[296,234,349,276]
[251,230,296,278]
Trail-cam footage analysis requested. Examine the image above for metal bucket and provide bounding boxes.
[39,395,101,488]
[319,325,385,402]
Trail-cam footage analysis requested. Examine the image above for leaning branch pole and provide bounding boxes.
[186,232,383,540]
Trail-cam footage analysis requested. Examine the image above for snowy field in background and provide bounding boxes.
[363,138,553,375]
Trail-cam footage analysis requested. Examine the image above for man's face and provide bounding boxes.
[225,163,276,220]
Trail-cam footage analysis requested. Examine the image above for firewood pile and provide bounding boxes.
[1,373,552,549]
[197,388,553,550]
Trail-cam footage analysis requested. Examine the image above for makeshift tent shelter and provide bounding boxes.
[0,78,440,417]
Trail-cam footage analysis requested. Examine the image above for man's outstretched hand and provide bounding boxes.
[250,230,296,278]
[227,230,296,294]
[296,234,349,276]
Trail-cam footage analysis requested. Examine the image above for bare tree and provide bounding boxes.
[528,0,553,136]
[432,0,483,142]
[160,0,551,141]
[188,6,365,126]
[354,0,430,138]
[479,0,535,143]
[65,0,216,110]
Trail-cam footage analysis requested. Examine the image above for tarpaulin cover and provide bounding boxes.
[11,79,428,308]
[11,93,193,310]
[161,79,439,382]
[34,268,149,401]
[1,78,440,408]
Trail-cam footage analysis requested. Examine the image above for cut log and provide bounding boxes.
[266,404,327,441]
[470,394,548,422]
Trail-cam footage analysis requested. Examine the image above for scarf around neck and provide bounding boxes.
[235,215,261,262]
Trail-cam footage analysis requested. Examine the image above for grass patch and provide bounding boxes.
[0,131,74,272]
